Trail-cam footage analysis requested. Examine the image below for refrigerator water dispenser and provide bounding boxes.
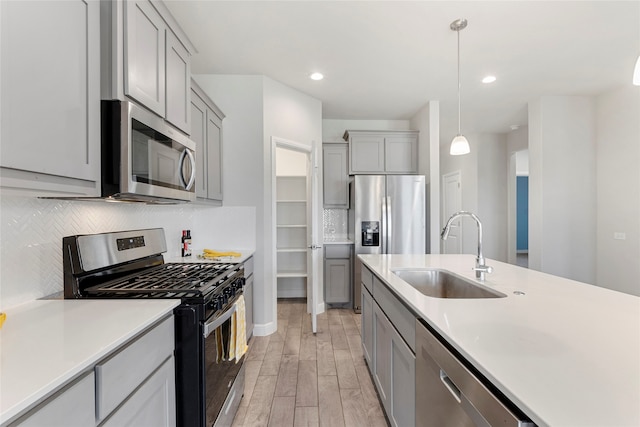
[361,221,379,246]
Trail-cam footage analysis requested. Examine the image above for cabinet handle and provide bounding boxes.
[440,369,463,403]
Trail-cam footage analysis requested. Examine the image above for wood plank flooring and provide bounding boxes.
[232,299,388,427]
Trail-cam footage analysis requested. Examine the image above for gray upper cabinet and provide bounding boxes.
[103,0,194,134]
[322,143,349,208]
[191,80,224,204]
[165,29,191,132]
[124,0,166,118]
[0,0,100,196]
[345,130,419,174]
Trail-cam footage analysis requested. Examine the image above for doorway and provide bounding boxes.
[508,149,529,267]
[272,137,321,333]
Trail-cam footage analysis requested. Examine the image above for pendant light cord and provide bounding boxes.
[457,27,461,135]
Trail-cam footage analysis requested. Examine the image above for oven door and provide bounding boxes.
[203,296,246,427]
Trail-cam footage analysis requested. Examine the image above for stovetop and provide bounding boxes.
[84,262,241,299]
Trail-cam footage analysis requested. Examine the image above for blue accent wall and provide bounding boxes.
[517,176,529,251]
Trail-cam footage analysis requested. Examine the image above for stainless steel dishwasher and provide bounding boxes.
[415,319,535,427]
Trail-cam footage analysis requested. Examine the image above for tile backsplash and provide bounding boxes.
[0,195,255,310]
[323,209,348,238]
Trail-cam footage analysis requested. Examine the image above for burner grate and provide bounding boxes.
[85,262,239,298]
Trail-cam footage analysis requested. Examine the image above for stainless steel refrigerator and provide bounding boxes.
[349,175,426,312]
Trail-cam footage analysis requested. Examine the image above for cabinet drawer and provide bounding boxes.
[10,372,95,427]
[373,276,415,352]
[325,245,351,259]
[95,316,174,422]
[361,265,373,293]
[101,356,176,427]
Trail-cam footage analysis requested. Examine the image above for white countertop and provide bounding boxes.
[165,249,254,265]
[323,237,353,245]
[0,299,180,424]
[359,254,640,427]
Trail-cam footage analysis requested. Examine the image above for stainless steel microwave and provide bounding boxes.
[101,100,196,203]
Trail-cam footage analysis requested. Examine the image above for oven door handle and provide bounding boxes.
[203,303,237,338]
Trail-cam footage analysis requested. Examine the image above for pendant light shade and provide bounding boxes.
[450,135,470,155]
[633,55,640,86]
[450,18,470,156]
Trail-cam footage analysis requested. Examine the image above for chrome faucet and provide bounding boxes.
[441,211,493,280]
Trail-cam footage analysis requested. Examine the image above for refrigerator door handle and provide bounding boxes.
[386,196,392,252]
[381,197,387,254]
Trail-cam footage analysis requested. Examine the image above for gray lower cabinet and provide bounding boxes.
[10,373,95,427]
[243,256,255,339]
[324,245,352,304]
[7,316,175,427]
[361,286,374,367]
[362,265,416,427]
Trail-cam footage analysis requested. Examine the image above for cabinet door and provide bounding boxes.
[373,302,392,414]
[385,134,418,173]
[190,91,208,199]
[244,274,254,339]
[124,0,166,117]
[324,258,350,303]
[350,135,385,174]
[0,0,100,191]
[165,30,190,133]
[11,372,95,427]
[102,356,176,427]
[206,109,223,201]
[389,326,415,427]
[323,144,349,208]
[361,286,374,368]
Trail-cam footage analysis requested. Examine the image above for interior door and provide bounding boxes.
[306,142,320,333]
[442,171,462,254]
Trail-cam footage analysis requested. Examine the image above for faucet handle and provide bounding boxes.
[474,265,493,274]
[473,264,493,280]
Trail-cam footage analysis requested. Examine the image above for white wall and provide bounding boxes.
[528,96,596,284]
[477,133,508,262]
[595,85,640,296]
[276,147,307,176]
[322,119,410,142]
[194,75,322,336]
[409,101,440,253]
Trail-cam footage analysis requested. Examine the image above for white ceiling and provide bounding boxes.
[165,1,640,141]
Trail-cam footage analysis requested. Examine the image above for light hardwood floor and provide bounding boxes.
[232,299,388,427]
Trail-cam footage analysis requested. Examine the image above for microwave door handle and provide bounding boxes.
[184,149,196,190]
[203,303,237,338]
[178,149,196,191]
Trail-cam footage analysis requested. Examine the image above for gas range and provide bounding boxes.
[63,228,247,427]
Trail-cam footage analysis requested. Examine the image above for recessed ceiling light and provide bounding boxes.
[310,72,324,81]
[482,75,497,84]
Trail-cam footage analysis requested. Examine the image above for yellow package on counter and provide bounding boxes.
[202,249,242,258]
[0,312,6,329]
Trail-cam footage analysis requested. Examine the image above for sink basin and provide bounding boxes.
[391,269,506,299]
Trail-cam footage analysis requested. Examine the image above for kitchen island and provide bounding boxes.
[359,254,640,427]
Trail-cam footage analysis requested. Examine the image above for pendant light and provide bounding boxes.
[450,18,470,156]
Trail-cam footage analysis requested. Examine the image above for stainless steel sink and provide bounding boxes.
[391,269,506,299]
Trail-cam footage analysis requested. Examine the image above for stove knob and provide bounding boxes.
[224,287,235,298]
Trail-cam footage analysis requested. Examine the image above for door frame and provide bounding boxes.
[271,136,322,333]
